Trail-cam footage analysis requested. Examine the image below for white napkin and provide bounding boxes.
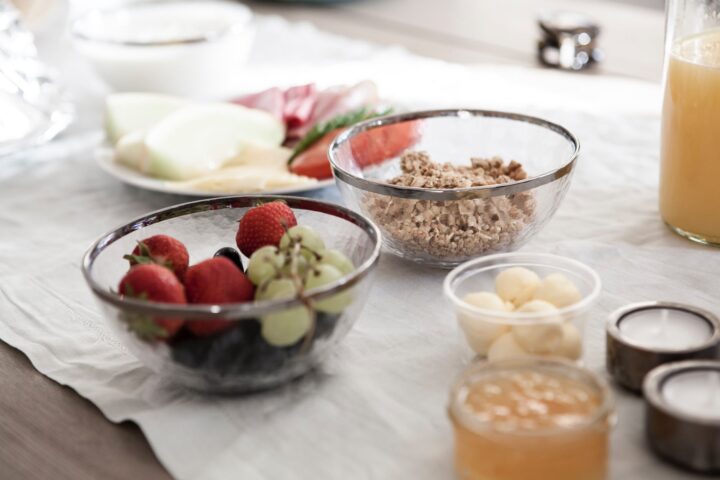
[0,14,708,480]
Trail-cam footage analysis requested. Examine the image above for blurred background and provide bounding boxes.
[8,0,666,81]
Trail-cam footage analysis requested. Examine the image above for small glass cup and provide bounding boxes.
[448,358,615,480]
[444,253,601,363]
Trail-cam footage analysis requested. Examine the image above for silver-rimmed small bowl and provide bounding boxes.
[82,196,381,393]
[607,302,720,392]
[328,109,580,268]
[644,360,720,473]
[71,1,254,94]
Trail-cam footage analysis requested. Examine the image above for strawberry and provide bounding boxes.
[124,234,189,280]
[118,264,186,340]
[236,202,297,257]
[184,257,255,336]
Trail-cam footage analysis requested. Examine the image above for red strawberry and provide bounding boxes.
[118,264,186,340]
[236,202,297,257]
[184,257,254,336]
[124,234,189,280]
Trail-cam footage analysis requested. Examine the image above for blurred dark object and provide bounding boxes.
[537,12,603,71]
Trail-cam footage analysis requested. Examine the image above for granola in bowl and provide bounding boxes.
[328,109,580,269]
[362,151,536,264]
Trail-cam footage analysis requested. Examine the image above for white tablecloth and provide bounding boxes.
[0,12,713,480]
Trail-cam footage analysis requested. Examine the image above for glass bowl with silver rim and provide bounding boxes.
[82,196,381,393]
[328,109,580,268]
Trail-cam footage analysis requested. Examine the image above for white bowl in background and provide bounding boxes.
[71,1,254,96]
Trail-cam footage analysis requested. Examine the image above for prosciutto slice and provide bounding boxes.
[288,80,379,139]
[282,84,317,129]
[231,80,379,141]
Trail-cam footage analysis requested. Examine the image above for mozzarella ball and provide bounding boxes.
[458,292,510,355]
[512,322,563,354]
[495,267,540,307]
[487,332,534,361]
[511,299,563,354]
[516,299,560,315]
[533,273,583,308]
[463,291,507,311]
[556,323,583,360]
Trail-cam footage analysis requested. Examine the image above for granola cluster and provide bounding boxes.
[363,151,535,260]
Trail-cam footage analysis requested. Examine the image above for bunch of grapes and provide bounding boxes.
[247,225,355,347]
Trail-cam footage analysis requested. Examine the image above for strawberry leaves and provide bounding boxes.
[124,240,174,270]
[122,312,171,340]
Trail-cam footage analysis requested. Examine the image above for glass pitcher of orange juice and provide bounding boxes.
[661,0,720,245]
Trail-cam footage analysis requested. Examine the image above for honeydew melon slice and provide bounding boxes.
[105,93,187,144]
[144,103,286,181]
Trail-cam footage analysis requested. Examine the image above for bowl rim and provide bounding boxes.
[327,109,580,201]
[443,252,602,325]
[70,0,253,47]
[81,195,382,320]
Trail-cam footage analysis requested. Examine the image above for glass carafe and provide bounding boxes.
[661,0,720,246]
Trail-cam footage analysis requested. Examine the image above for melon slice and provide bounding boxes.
[105,93,187,144]
[144,103,286,181]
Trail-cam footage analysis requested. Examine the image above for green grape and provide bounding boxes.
[261,307,312,347]
[305,264,343,288]
[299,248,319,264]
[257,277,312,346]
[318,249,355,276]
[279,225,326,256]
[304,264,352,314]
[247,246,285,286]
[255,277,297,301]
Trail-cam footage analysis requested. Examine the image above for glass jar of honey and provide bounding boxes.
[448,358,615,480]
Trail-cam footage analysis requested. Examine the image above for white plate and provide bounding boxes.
[95,62,658,198]
[95,147,335,197]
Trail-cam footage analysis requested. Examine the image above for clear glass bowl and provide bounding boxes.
[443,253,601,363]
[82,196,381,393]
[328,109,579,268]
[1,3,73,158]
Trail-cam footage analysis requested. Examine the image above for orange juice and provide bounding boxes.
[661,31,720,244]
[448,360,613,480]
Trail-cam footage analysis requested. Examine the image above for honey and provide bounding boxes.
[449,359,613,480]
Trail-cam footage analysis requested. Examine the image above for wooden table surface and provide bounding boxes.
[0,1,665,478]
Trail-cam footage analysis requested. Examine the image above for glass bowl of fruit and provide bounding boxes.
[328,109,579,268]
[443,253,601,363]
[82,196,381,393]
